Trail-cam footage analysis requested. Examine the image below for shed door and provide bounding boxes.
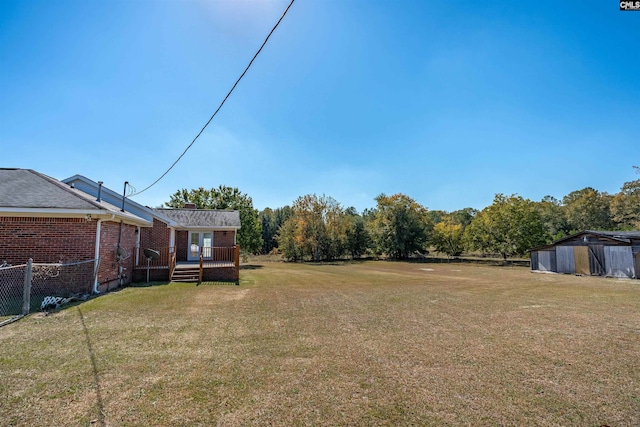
[588,245,606,276]
[573,246,590,275]
[538,251,555,272]
[604,246,635,278]
[556,246,575,274]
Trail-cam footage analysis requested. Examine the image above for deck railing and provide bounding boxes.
[202,246,237,263]
[135,245,239,269]
[134,245,239,282]
[135,246,175,268]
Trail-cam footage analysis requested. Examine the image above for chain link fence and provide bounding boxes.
[0,259,96,325]
[0,263,27,319]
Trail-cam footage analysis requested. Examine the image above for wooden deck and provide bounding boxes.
[133,245,240,283]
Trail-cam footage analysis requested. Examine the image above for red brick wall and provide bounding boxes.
[139,218,171,252]
[176,230,188,262]
[214,230,235,247]
[133,266,237,282]
[32,262,95,296]
[97,221,137,291]
[132,268,169,282]
[203,267,238,282]
[0,217,96,264]
[0,216,139,292]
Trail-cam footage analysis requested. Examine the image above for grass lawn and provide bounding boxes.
[1,261,639,426]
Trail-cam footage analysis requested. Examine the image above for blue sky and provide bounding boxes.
[1,0,638,213]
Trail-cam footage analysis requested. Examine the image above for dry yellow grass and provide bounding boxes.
[1,261,639,426]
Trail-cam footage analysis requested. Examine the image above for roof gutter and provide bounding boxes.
[0,208,152,227]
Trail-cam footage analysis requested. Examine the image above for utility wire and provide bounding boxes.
[126,182,136,196]
[131,0,296,196]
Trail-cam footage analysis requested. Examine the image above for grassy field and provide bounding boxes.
[1,261,639,426]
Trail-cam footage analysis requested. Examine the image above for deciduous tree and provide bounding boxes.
[536,195,570,241]
[562,188,614,232]
[344,207,371,259]
[276,216,303,261]
[449,207,478,228]
[277,194,346,261]
[431,219,464,257]
[369,193,432,259]
[464,194,546,260]
[611,167,640,230]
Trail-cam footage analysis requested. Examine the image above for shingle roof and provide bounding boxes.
[0,168,151,225]
[154,208,241,229]
[0,168,102,209]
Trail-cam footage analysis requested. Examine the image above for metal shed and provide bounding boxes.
[529,231,640,279]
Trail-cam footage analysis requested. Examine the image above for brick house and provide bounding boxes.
[0,169,241,293]
[152,208,240,282]
[0,168,151,292]
[63,174,241,282]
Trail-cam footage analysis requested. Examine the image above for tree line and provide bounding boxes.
[165,167,640,261]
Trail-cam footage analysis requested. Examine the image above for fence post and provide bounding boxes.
[22,258,33,315]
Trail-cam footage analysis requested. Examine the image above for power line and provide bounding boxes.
[131,0,296,197]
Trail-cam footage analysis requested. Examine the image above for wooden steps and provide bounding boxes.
[171,266,201,282]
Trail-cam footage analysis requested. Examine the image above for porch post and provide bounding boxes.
[169,252,176,282]
[234,245,240,281]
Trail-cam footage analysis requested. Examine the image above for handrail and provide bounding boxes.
[169,252,176,280]
[198,254,204,284]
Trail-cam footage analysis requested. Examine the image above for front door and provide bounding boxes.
[188,231,213,261]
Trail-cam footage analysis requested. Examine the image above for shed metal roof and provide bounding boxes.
[585,230,640,239]
[529,230,640,251]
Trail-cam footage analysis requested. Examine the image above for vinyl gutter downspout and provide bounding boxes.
[93,213,115,293]
[93,219,103,293]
